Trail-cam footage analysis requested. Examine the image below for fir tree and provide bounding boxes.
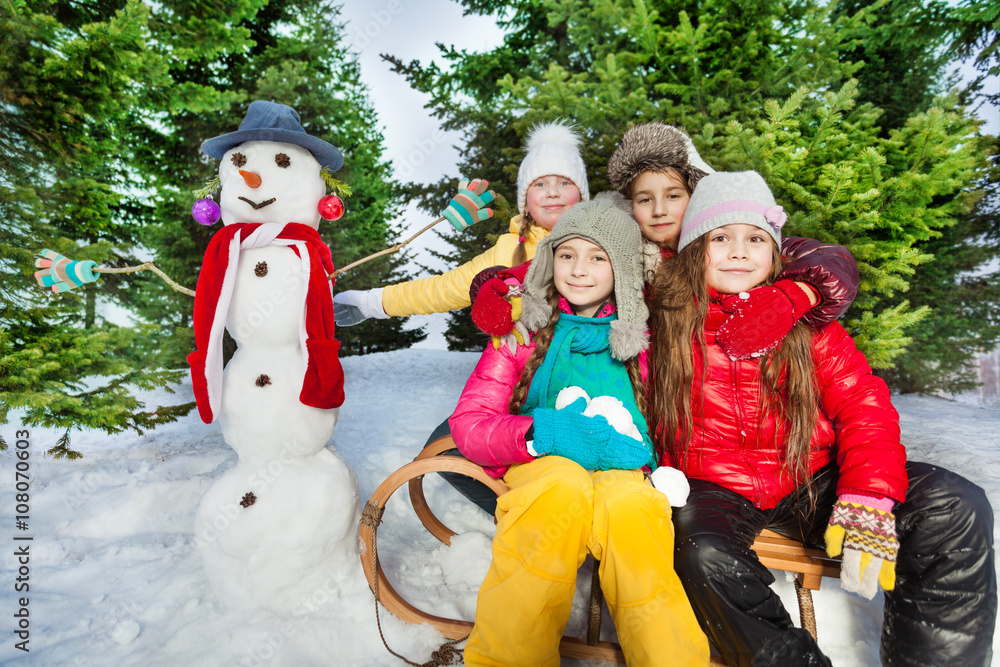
[833,0,1000,389]
[388,0,993,370]
[0,0,191,451]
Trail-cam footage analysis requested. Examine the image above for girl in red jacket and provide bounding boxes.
[645,171,996,667]
[451,196,709,666]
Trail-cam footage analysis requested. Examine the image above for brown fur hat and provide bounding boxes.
[607,121,715,196]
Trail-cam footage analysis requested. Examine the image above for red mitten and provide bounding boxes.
[469,261,532,337]
[472,277,517,336]
[717,280,815,359]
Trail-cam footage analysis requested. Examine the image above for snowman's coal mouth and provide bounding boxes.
[239,196,276,210]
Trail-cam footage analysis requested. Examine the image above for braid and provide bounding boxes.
[508,287,561,414]
[625,356,646,419]
[511,213,534,266]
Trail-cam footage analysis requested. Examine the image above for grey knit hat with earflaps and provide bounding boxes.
[607,121,715,196]
[519,194,649,361]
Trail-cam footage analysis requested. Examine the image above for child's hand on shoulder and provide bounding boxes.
[717,280,817,359]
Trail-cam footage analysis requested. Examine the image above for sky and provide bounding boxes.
[338,1,505,185]
[335,0,506,345]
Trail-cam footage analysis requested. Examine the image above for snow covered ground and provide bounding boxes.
[2,348,998,666]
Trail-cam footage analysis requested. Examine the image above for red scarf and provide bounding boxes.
[187,222,344,424]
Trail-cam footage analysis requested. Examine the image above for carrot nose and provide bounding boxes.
[238,169,262,188]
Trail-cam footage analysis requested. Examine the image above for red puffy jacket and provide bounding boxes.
[664,302,908,509]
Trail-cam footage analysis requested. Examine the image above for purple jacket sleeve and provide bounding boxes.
[778,237,859,326]
[449,343,536,478]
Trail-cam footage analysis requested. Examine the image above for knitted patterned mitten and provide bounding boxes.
[825,494,899,599]
[34,249,99,293]
[441,178,495,231]
[717,279,815,359]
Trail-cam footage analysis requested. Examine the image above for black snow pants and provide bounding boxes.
[424,417,498,516]
[672,461,997,667]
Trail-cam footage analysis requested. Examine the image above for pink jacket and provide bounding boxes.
[451,299,640,478]
[450,342,538,478]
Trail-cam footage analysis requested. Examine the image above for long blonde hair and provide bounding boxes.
[645,236,819,503]
[508,285,647,418]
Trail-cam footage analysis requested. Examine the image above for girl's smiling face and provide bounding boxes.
[630,170,691,250]
[704,224,775,294]
[552,237,615,317]
[525,175,582,230]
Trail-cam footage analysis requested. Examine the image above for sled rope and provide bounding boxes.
[362,499,466,666]
[794,578,818,641]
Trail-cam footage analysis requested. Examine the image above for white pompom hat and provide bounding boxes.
[516,121,590,215]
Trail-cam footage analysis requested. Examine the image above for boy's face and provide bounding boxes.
[630,170,690,250]
[525,175,582,230]
[704,224,775,294]
[552,237,615,318]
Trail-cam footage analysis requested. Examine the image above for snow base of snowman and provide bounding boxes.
[195,446,361,612]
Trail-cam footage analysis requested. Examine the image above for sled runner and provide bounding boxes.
[359,434,842,665]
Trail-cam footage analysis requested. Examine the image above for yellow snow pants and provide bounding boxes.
[464,456,709,667]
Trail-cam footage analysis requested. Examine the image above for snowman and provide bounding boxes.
[187,101,361,612]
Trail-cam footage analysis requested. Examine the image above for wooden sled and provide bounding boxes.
[359,435,842,665]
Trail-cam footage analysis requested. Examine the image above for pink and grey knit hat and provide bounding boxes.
[677,171,787,251]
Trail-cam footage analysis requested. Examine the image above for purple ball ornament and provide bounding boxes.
[192,198,222,226]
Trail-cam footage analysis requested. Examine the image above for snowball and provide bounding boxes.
[650,466,690,507]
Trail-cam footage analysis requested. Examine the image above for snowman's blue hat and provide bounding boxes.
[200,100,344,171]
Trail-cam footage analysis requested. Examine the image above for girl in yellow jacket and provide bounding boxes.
[332,121,589,325]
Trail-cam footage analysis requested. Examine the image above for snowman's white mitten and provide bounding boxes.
[650,466,690,507]
[333,288,389,326]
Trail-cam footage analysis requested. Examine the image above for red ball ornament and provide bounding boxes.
[318,194,345,221]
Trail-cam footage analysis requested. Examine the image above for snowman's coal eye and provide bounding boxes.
[231,152,247,168]
[275,153,291,168]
